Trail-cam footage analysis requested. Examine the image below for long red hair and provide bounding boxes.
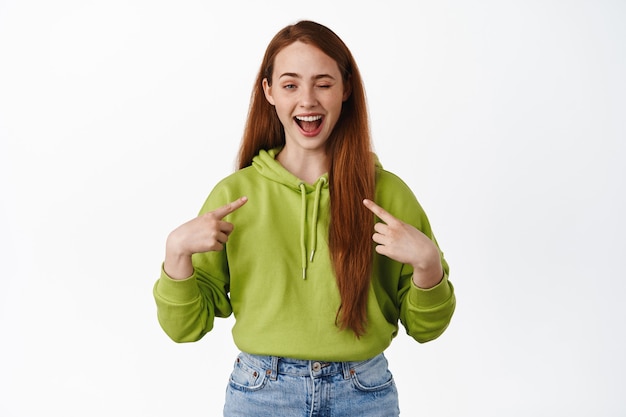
[237,21,375,337]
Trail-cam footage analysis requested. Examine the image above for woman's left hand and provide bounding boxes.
[363,199,443,289]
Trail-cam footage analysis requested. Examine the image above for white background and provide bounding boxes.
[1,1,625,416]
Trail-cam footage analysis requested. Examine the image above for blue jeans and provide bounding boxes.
[223,352,400,417]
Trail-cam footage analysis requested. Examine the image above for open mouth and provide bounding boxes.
[295,115,323,134]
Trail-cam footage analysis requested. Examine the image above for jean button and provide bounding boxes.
[312,362,321,372]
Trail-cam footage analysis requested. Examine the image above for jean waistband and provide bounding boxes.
[237,352,385,381]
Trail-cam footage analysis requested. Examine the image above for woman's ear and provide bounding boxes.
[342,78,352,102]
[262,78,275,105]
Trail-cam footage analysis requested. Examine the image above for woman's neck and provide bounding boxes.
[276,147,329,185]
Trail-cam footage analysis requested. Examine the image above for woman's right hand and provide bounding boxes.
[164,196,248,280]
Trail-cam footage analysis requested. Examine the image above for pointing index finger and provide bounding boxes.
[363,198,395,224]
[212,196,248,219]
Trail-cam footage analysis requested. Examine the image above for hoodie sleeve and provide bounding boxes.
[398,256,455,343]
[153,185,234,343]
[375,167,456,343]
[153,261,232,343]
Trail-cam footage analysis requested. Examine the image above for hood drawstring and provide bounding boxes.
[299,177,327,280]
[299,183,307,279]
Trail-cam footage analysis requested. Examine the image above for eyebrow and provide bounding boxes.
[278,72,336,81]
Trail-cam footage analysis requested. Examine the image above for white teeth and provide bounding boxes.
[296,115,322,122]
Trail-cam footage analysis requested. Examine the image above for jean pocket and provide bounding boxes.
[350,355,395,392]
[228,356,268,392]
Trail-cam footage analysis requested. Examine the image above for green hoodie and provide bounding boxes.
[154,148,455,361]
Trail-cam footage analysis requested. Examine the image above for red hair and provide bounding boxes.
[237,21,375,337]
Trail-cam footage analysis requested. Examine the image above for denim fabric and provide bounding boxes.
[223,352,400,417]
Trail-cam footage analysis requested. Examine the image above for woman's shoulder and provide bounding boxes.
[375,165,414,196]
[374,165,428,224]
[213,166,257,188]
[197,167,258,213]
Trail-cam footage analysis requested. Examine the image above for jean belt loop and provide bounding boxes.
[269,356,279,381]
[341,360,353,380]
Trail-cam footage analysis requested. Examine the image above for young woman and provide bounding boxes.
[154,20,455,417]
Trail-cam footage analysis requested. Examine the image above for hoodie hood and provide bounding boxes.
[252,148,329,279]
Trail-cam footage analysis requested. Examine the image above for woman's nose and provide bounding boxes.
[299,86,318,107]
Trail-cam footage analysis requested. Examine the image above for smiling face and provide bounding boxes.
[262,41,350,158]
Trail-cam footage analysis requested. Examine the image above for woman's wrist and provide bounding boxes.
[164,241,194,280]
[411,263,444,289]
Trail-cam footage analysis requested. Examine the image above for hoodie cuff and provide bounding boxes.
[408,273,453,310]
[154,264,200,304]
